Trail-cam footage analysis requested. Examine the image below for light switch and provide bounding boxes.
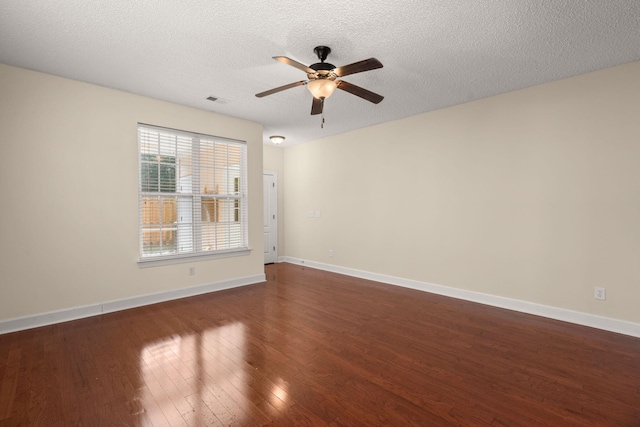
[307,211,314,218]
[315,211,321,218]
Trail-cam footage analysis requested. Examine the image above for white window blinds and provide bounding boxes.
[138,124,248,261]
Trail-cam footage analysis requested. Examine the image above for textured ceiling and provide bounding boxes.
[1,1,639,146]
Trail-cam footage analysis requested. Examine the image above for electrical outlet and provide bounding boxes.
[189,267,195,276]
[594,287,606,301]
[329,249,334,257]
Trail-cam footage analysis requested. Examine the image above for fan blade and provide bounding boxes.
[255,80,307,98]
[311,97,324,115]
[273,56,315,74]
[336,80,384,104]
[333,58,383,77]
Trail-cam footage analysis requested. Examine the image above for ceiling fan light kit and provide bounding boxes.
[256,46,384,117]
[307,79,338,99]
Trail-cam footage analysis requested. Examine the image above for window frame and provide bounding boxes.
[137,123,250,267]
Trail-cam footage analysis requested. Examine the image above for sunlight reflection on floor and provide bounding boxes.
[270,377,288,410]
[139,322,248,426]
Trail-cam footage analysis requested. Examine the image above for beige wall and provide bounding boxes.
[284,61,640,324]
[263,144,285,258]
[0,64,264,321]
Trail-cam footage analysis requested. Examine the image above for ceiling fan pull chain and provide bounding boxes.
[321,113,325,129]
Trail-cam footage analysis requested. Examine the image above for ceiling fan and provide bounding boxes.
[255,46,384,115]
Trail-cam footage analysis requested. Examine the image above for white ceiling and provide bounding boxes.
[1,1,639,146]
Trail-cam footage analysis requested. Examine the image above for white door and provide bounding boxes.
[263,172,278,264]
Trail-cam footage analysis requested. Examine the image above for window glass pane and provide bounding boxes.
[176,196,193,224]
[141,197,177,256]
[177,142,192,159]
[140,153,176,193]
[227,144,242,166]
[159,227,177,254]
[201,167,215,194]
[140,131,159,156]
[142,227,162,255]
[158,134,177,158]
[200,139,215,162]
[177,143,192,192]
[201,223,217,251]
[175,224,193,253]
[216,199,236,223]
[140,160,159,192]
[141,226,176,255]
[141,196,160,226]
[159,161,176,193]
[214,143,228,167]
[201,197,218,223]
[161,197,177,225]
[227,222,244,248]
[201,222,244,251]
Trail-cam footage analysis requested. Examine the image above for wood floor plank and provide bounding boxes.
[0,348,20,421]
[1,262,640,426]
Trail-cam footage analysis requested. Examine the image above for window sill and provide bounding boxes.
[137,248,251,268]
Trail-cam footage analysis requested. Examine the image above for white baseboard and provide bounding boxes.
[0,273,266,335]
[281,256,640,339]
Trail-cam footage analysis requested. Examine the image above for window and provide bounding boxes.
[138,124,248,263]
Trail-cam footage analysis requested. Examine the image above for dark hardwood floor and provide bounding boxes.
[1,263,639,426]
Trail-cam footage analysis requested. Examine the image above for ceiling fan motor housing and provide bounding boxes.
[314,46,331,62]
[310,62,335,71]
[310,46,336,78]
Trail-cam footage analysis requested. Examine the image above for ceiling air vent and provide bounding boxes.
[206,96,229,104]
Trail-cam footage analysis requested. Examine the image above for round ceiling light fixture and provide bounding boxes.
[270,135,285,144]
